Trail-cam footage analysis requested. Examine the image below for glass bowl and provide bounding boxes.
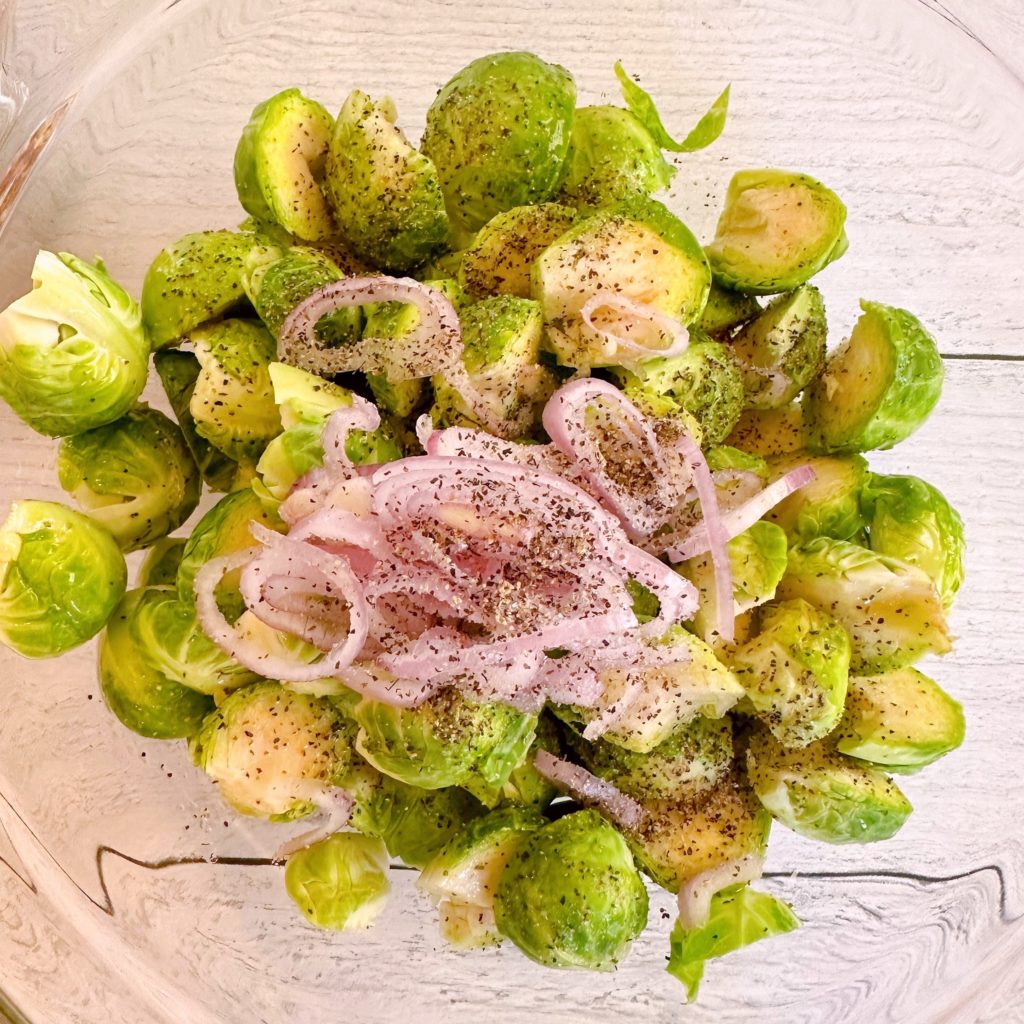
[1,2,1022,1021]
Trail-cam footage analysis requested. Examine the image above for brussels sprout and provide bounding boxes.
[285,833,389,930]
[705,445,770,480]
[431,295,556,437]
[765,451,868,542]
[141,230,261,349]
[667,884,799,1001]
[861,473,965,608]
[189,319,282,463]
[189,681,342,819]
[534,197,711,368]
[460,203,577,299]
[499,711,563,810]
[137,536,187,588]
[626,768,770,891]
[570,715,734,801]
[0,500,126,658]
[556,106,674,209]
[324,90,448,271]
[617,337,745,445]
[697,283,761,338]
[746,728,912,843]
[493,809,648,970]
[0,252,148,436]
[176,487,282,615]
[560,628,744,753]
[834,668,964,772]
[153,350,240,492]
[706,169,848,295]
[56,406,201,552]
[725,404,806,457]
[418,805,545,948]
[681,521,789,644]
[234,89,335,242]
[731,598,851,749]
[803,300,944,453]
[423,51,576,236]
[731,285,827,409]
[777,538,952,672]
[242,245,360,344]
[98,588,216,737]
[354,687,537,806]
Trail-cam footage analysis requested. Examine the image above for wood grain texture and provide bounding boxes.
[0,1,1022,1022]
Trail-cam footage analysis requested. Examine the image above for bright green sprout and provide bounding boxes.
[136,536,187,588]
[765,451,868,542]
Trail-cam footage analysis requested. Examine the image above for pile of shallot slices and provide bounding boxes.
[195,279,814,718]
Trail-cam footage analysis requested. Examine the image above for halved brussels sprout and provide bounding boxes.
[861,473,965,608]
[697,283,761,338]
[570,715,734,802]
[0,252,149,436]
[56,406,201,552]
[705,445,770,480]
[499,711,563,810]
[777,537,952,672]
[706,169,848,295]
[189,319,282,463]
[803,300,944,453]
[834,668,964,772]
[137,536,187,588]
[141,230,260,350]
[667,884,799,1001]
[418,805,545,948]
[459,203,577,299]
[189,681,342,819]
[746,728,912,844]
[324,90,449,271]
[626,767,770,891]
[153,349,240,492]
[98,588,217,737]
[431,295,556,437]
[731,598,851,749]
[764,451,868,542]
[493,809,648,970]
[0,500,126,658]
[353,687,537,806]
[534,197,711,368]
[556,105,673,209]
[725,404,806,457]
[423,51,576,236]
[234,89,335,242]
[731,285,827,408]
[617,336,745,445]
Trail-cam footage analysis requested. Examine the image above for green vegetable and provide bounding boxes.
[726,404,806,457]
[667,884,799,1000]
[234,89,335,241]
[731,285,827,408]
[98,588,217,737]
[731,598,851,748]
[834,668,964,772]
[189,681,342,819]
[418,805,545,948]
[706,169,848,295]
[777,537,952,672]
[765,451,868,542]
[285,833,390,930]
[423,51,576,236]
[861,473,965,607]
[354,687,537,806]
[556,105,673,208]
[0,251,148,436]
[614,63,730,153]
[0,499,126,658]
[324,90,449,271]
[746,727,912,844]
[56,406,201,552]
[493,809,648,970]
[141,230,261,349]
[189,319,282,463]
[705,445,770,479]
[499,712,563,810]
[803,300,944,453]
[136,536,187,588]
[697,283,761,338]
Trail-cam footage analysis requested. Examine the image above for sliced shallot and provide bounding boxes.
[533,750,647,831]
[676,854,765,931]
[580,290,691,363]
